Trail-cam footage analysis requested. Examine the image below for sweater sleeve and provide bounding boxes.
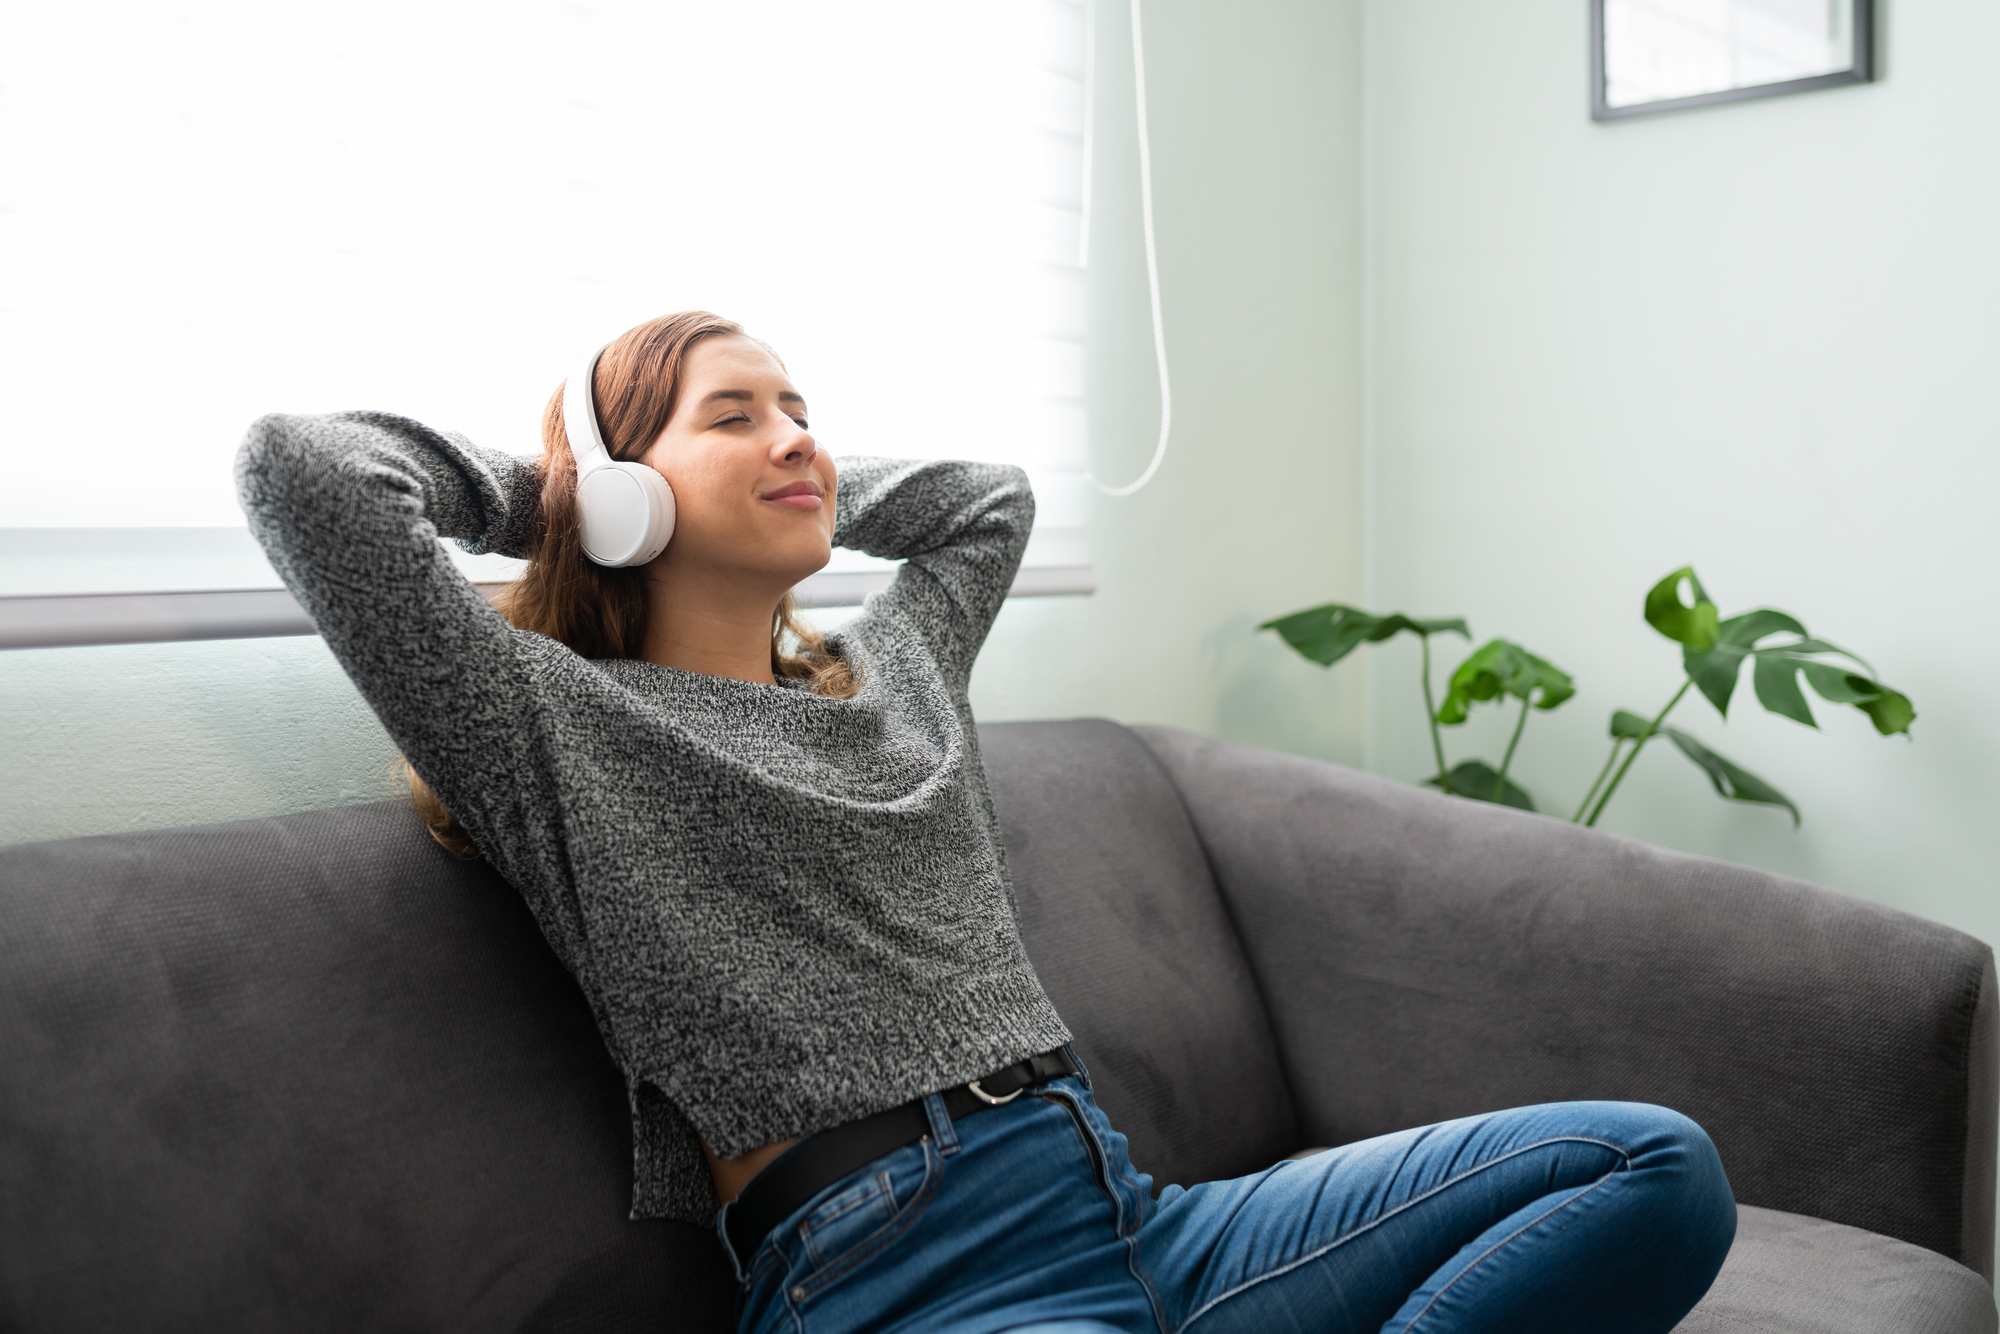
[234,410,558,875]
[830,457,1034,691]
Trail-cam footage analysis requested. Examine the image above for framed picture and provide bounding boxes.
[1592,0,1875,121]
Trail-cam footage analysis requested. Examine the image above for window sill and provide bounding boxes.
[0,564,1098,651]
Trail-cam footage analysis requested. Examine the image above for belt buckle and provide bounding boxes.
[966,1078,1022,1106]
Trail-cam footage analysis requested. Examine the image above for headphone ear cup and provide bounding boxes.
[576,463,676,567]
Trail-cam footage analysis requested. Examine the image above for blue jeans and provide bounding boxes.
[719,1065,1736,1333]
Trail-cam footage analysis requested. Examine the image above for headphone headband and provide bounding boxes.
[563,345,614,472]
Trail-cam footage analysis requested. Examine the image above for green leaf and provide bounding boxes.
[1682,609,1801,717]
[1435,639,1575,725]
[1610,709,1653,739]
[1672,595,1912,737]
[1645,567,1720,650]
[1858,690,1918,737]
[1728,645,1914,738]
[1783,637,1873,671]
[1683,647,1744,718]
[1752,653,1818,728]
[1795,661,1879,705]
[1719,609,1808,644]
[1259,603,1468,668]
[1658,728,1801,826]
[1795,662,1916,736]
[1423,760,1535,811]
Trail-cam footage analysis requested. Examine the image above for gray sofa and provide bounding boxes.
[2,718,1994,1332]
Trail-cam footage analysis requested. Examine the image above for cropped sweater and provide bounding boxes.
[235,411,1073,1224]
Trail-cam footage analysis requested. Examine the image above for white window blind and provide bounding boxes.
[0,0,1091,623]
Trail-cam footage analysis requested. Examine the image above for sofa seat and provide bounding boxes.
[1681,1204,1996,1333]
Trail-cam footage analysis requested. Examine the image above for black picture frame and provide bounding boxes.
[1591,0,1875,122]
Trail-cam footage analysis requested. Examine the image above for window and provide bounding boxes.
[0,0,1092,645]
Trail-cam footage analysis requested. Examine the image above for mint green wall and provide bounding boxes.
[0,636,407,840]
[1363,3,2000,952]
[0,0,1367,846]
[968,0,1365,753]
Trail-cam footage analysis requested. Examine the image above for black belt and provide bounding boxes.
[723,1047,1080,1263]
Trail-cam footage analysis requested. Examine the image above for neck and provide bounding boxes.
[638,557,787,684]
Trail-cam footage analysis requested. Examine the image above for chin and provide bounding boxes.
[769,545,833,591]
[798,534,835,569]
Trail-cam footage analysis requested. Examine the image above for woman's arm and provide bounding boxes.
[830,456,1034,691]
[235,410,555,859]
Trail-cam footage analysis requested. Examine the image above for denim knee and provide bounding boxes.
[1625,1103,1738,1278]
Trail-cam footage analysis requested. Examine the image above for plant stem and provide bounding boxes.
[1421,635,1450,792]
[1494,693,1532,800]
[1572,740,1626,823]
[1584,680,1692,828]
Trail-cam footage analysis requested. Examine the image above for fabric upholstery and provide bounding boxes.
[979,719,1299,1187]
[1967,954,1998,1281]
[1136,724,1998,1280]
[1677,1205,1997,1333]
[2,718,1991,1331]
[0,804,733,1332]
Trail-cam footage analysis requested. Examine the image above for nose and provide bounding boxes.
[771,419,816,469]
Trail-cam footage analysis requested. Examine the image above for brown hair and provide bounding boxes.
[406,310,859,859]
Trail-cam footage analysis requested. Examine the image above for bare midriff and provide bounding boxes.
[705,1135,803,1204]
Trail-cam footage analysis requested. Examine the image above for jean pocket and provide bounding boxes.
[800,1169,900,1269]
[784,1136,939,1307]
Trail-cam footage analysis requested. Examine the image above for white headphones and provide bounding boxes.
[564,344,676,567]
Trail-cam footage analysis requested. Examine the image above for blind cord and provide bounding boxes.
[1082,0,1172,498]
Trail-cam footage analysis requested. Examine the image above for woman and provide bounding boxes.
[238,311,1735,1333]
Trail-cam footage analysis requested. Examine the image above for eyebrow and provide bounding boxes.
[697,389,807,408]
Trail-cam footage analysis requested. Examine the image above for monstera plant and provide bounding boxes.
[1259,567,1915,826]
[1573,567,1916,827]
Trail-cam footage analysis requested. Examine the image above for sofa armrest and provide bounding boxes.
[1135,726,1998,1281]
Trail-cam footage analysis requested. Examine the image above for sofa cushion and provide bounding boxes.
[1677,1205,1997,1333]
[1134,724,1999,1279]
[0,803,732,1332]
[979,719,1299,1188]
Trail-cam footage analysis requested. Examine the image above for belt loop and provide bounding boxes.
[1063,1042,1093,1091]
[922,1091,961,1157]
[714,1201,751,1284]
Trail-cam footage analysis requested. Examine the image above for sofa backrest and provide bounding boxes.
[976,719,1299,1184]
[1135,723,1999,1281]
[0,718,1284,1331]
[0,800,725,1332]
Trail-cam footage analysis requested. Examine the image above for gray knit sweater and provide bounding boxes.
[236,411,1073,1224]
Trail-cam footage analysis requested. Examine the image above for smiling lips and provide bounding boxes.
[763,479,825,511]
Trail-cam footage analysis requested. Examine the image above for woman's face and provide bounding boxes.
[641,334,835,588]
